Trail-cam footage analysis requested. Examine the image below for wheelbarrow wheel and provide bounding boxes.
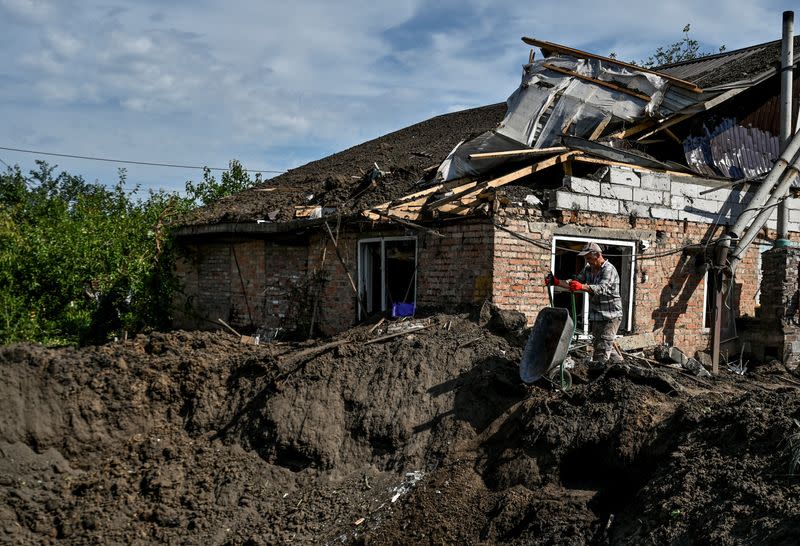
[548,367,572,391]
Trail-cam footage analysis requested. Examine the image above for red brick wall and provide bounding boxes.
[307,230,360,336]
[173,238,308,332]
[417,221,494,308]
[492,209,766,355]
[175,212,767,356]
[173,242,232,329]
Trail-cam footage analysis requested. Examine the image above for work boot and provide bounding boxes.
[587,360,607,372]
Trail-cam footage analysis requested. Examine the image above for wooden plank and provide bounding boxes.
[632,113,692,141]
[469,146,567,160]
[523,37,704,93]
[430,152,577,215]
[294,205,321,218]
[605,119,658,140]
[571,154,693,176]
[589,114,612,140]
[362,176,475,219]
[543,63,651,102]
[476,151,578,188]
[664,128,682,144]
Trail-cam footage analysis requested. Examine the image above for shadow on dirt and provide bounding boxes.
[414,355,527,435]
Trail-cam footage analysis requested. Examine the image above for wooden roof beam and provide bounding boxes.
[543,63,652,102]
[522,37,704,93]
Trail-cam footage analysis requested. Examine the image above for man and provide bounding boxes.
[545,242,624,369]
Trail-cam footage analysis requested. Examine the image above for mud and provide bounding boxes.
[3,316,800,545]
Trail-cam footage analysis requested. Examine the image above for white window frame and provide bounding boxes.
[357,236,418,320]
[550,235,637,335]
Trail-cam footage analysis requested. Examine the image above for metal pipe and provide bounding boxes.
[728,128,800,240]
[730,148,800,271]
[777,10,795,240]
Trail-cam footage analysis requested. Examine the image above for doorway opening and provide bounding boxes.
[358,237,417,319]
[550,236,636,335]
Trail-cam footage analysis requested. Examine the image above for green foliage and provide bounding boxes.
[184,160,261,205]
[0,159,256,346]
[640,24,726,68]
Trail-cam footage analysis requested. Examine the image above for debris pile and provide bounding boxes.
[3,316,800,544]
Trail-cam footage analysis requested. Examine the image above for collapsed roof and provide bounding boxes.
[178,35,800,232]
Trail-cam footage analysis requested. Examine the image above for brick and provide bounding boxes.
[639,171,671,191]
[587,196,620,214]
[566,176,601,195]
[600,182,633,200]
[548,190,588,211]
[651,207,680,220]
[620,201,651,217]
[605,166,641,187]
[633,188,668,205]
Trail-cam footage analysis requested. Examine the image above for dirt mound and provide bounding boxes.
[3,318,800,544]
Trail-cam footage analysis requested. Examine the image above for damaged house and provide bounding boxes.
[174,33,800,368]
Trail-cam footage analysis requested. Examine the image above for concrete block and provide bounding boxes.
[672,181,712,199]
[606,166,641,187]
[587,196,620,214]
[680,209,716,223]
[670,195,693,210]
[600,182,633,200]
[640,171,671,191]
[633,188,668,205]
[651,206,680,220]
[789,209,800,223]
[566,177,600,195]
[548,190,588,211]
[616,331,656,351]
[669,346,688,364]
[620,201,651,217]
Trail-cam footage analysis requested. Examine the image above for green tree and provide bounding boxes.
[0,159,256,346]
[640,24,726,68]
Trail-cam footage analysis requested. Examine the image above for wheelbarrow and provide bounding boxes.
[519,286,577,390]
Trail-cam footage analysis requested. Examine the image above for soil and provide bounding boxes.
[4,314,800,545]
[182,103,507,226]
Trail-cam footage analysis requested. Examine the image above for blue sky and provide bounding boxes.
[0,0,792,194]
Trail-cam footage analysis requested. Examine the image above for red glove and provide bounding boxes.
[545,272,561,286]
[568,280,586,292]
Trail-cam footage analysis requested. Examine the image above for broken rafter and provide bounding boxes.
[364,208,443,236]
[468,146,567,160]
[430,152,577,214]
[522,37,704,93]
[542,63,652,102]
[362,176,474,220]
[589,114,613,140]
[571,154,693,177]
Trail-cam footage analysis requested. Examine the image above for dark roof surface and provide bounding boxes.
[181,103,506,227]
[657,35,800,88]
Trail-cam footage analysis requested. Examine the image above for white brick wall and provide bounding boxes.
[633,188,668,205]
[549,172,800,232]
[549,190,588,211]
[640,172,670,191]
[600,182,633,200]
[606,167,641,187]
[587,196,620,214]
[567,177,601,195]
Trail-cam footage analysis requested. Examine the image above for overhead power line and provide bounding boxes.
[0,146,285,174]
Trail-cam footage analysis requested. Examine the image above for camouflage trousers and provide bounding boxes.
[590,318,623,365]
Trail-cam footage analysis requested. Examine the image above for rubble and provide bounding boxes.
[3,319,800,544]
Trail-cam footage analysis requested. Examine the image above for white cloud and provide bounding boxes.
[0,0,793,193]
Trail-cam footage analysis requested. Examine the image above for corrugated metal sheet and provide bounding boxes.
[683,118,779,179]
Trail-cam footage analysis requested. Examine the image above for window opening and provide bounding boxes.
[358,237,417,319]
[551,236,636,335]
